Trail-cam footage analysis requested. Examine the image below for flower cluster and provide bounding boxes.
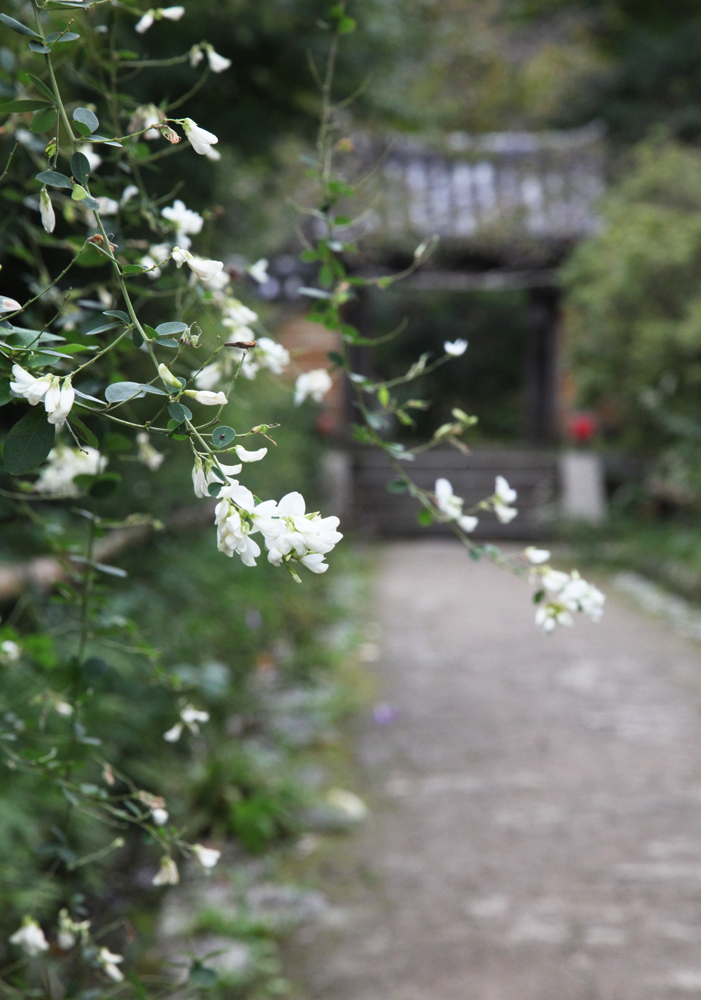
[524,548,606,632]
[214,484,342,575]
[294,368,333,405]
[163,703,210,741]
[10,366,74,425]
[493,475,518,524]
[433,478,479,532]
[33,446,107,496]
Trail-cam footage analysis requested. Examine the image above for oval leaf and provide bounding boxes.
[0,13,41,37]
[70,151,90,186]
[4,408,56,475]
[122,264,145,275]
[31,106,57,134]
[28,41,51,53]
[155,321,188,336]
[212,426,236,449]
[36,169,72,189]
[167,402,192,423]
[105,382,144,404]
[73,107,98,132]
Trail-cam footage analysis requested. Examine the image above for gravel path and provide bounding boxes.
[289,540,701,1000]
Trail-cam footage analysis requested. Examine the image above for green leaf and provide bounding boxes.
[73,107,98,132]
[207,482,223,497]
[31,106,57,134]
[132,329,143,347]
[73,120,92,138]
[167,402,192,423]
[47,31,79,43]
[4,408,56,475]
[71,183,88,201]
[387,479,408,494]
[156,321,188,336]
[0,13,41,37]
[28,76,56,103]
[122,264,145,276]
[155,337,179,348]
[103,309,130,324]
[338,16,357,33]
[417,508,434,526]
[0,380,12,407]
[377,386,390,407]
[104,382,144,404]
[82,196,101,211]
[68,414,98,448]
[89,473,121,499]
[36,169,72,189]
[327,351,344,367]
[212,425,236,449]
[70,151,90,186]
[28,41,51,54]
[189,965,218,988]
[0,99,52,114]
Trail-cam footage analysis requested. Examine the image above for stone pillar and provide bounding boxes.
[559,450,606,524]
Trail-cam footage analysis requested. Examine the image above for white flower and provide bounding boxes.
[171,246,223,282]
[152,855,179,885]
[81,144,101,172]
[444,339,467,357]
[432,478,478,532]
[192,844,221,869]
[158,363,181,389]
[164,703,210,739]
[135,10,155,32]
[1,640,21,662]
[327,788,368,821]
[234,444,267,462]
[34,446,107,496]
[193,362,223,390]
[181,118,218,156]
[434,477,463,520]
[525,546,551,564]
[131,104,162,140]
[161,199,203,250]
[135,6,183,31]
[204,145,221,161]
[139,254,161,278]
[248,258,269,284]
[221,298,258,330]
[57,910,90,951]
[121,185,140,205]
[151,807,169,826]
[95,197,119,216]
[10,918,48,956]
[535,604,573,633]
[136,432,164,471]
[458,515,478,532]
[10,365,53,405]
[207,48,231,73]
[184,389,227,406]
[10,367,74,425]
[495,475,517,505]
[0,296,21,313]
[541,569,570,593]
[255,337,289,374]
[192,456,242,497]
[40,187,55,234]
[98,947,124,982]
[494,503,518,524]
[294,369,332,405]
[205,269,230,294]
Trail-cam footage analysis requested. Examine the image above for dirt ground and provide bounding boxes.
[287,540,701,1000]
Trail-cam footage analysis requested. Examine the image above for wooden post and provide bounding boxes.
[525,286,560,444]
